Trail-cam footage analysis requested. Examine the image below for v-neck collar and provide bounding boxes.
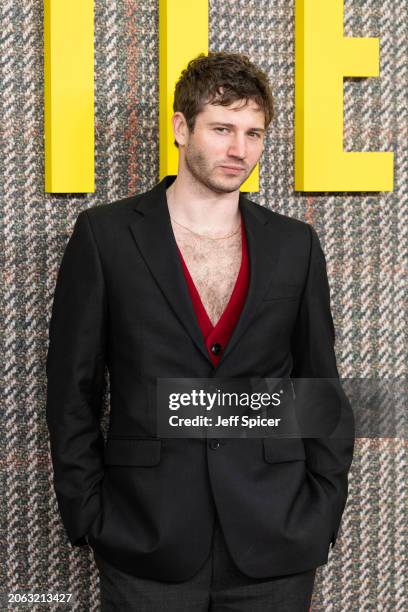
[176,220,250,365]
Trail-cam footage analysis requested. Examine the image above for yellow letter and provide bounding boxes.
[159,0,258,192]
[44,0,94,193]
[295,0,394,191]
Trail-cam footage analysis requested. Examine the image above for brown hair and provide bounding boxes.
[172,51,274,148]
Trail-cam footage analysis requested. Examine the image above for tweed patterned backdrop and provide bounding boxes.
[0,0,406,610]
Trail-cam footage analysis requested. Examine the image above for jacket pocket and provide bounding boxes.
[263,282,301,301]
[104,438,161,466]
[263,437,306,464]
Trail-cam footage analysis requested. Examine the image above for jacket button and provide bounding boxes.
[210,342,222,355]
[209,439,220,450]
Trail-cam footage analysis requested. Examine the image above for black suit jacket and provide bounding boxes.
[46,174,355,581]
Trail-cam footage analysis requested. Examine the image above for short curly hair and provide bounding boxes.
[172,51,274,148]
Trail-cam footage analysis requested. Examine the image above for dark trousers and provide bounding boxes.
[93,515,316,611]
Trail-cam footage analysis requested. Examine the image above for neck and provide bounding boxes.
[166,172,241,236]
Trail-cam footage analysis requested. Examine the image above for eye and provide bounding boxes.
[249,132,261,138]
[214,127,229,133]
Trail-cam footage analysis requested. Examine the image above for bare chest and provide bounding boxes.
[172,222,242,327]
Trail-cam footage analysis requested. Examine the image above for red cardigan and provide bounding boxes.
[176,220,250,367]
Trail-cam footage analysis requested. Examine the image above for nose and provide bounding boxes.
[227,133,246,159]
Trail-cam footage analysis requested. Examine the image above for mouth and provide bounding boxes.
[220,166,245,174]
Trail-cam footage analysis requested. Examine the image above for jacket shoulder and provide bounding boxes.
[82,191,144,222]
[245,196,313,236]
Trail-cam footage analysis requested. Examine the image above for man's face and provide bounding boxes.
[179,98,266,194]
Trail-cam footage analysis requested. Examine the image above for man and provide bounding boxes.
[46,52,355,611]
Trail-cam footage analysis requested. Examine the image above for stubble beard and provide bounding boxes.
[184,142,249,194]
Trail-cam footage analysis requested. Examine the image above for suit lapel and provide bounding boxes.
[216,193,282,369]
[128,175,282,370]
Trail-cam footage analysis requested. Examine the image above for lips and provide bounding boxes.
[220,166,245,173]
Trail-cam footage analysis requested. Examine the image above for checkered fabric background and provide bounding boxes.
[0,0,406,609]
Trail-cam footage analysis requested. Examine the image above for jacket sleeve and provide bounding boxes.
[46,210,107,547]
[290,224,355,548]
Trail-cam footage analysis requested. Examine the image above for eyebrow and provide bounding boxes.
[207,122,265,133]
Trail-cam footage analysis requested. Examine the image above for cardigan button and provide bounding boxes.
[210,342,222,355]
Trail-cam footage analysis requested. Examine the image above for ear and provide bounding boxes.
[171,112,189,147]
